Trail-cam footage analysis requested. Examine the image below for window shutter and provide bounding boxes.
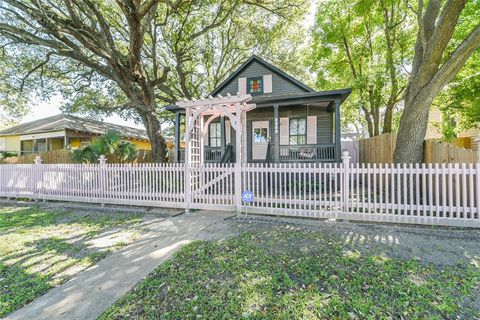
[238,77,246,94]
[225,120,231,144]
[307,116,317,144]
[263,74,272,93]
[280,117,289,145]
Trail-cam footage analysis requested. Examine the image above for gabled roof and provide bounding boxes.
[0,114,148,140]
[210,55,315,96]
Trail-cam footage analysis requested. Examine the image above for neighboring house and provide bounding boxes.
[0,114,150,155]
[426,107,480,151]
[168,55,351,163]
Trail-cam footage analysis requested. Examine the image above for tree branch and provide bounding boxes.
[426,24,480,100]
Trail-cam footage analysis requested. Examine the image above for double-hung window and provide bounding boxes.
[289,118,306,145]
[209,122,221,147]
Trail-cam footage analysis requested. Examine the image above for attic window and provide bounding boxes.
[247,77,263,95]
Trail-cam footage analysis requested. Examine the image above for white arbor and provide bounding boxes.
[176,93,256,212]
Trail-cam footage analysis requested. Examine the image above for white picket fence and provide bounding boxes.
[0,155,479,228]
[0,163,186,209]
[242,162,480,227]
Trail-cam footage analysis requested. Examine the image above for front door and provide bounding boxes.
[252,121,269,160]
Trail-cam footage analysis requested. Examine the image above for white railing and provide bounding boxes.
[1,154,479,228]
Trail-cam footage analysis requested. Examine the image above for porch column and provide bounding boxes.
[63,133,68,149]
[174,111,181,162]
[199,115,205,164]
[220,115,226,156]
[235,103,242,212]
[274,104,280,163]
[334,99,341,162]
[184,108,192,213]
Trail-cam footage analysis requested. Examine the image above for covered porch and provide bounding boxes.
[170,90,349,163]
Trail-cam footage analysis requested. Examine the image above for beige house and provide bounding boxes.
[0,114,151,155]
[426,107,479,151]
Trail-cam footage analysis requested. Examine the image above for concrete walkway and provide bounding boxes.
[6,210,234,320]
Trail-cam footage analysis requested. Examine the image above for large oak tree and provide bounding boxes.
[0,0,305,162]
[394,0,480,163]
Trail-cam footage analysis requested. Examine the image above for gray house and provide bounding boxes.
[168,55,351,163]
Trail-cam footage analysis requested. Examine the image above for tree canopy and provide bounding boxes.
[0,54,29,128]
[309,0,414,138]
[433,1,480,135]
[0,0,307,161]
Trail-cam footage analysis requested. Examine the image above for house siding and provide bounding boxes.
[130,140,152,150]
[0,135,21,153]
[216,60,308,97]
[202,106,333,162]
[246,106,332,162]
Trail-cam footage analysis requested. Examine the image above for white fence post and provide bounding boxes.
[99,155,106,206]
[476,135,480,163]
[476,136,480,218]
[34,155,43,165]
[341,151,351,214]
[34,155,43,202]
[99,155,107,166]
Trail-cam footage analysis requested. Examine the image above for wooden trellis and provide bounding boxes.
[176,93,256,212]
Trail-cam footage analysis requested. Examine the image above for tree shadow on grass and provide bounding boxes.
[0,205,142,234]
[0,206,141,318]
[0,262,51,318]
[0,207,59,232]
[0,233,129,318]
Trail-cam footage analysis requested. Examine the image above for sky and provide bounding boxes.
[22,95,145,129]
[17,2,318,131]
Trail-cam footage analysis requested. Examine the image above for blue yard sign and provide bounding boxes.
[242,190,254,203]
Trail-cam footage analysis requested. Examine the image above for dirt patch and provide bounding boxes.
[204,215,480,267]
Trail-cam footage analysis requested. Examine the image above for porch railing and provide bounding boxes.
[178,144,335,163]
[279,144,335,162]
[178,147,235,163]
[205,146,222,162]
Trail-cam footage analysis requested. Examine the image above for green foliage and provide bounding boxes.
[308,0,414,137]
[431,0,480,133]
[0,151,17,159]
[0,53,30,127]
[435,56,480,132]
[73,131,137,163]
[433,113,457,142]
[101,230,480,319]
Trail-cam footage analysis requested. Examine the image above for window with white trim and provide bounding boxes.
[289,118,306,145]
[209,122,221,147]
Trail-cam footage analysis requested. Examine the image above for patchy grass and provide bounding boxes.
[0,205,141,317]
[101,229,480,319]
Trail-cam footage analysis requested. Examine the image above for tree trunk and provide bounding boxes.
[140,110,167,163]
[394,92,433,163]
[383,102,394,133]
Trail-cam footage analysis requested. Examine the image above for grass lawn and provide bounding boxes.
[102,228,480,319]
[0,205,141,317]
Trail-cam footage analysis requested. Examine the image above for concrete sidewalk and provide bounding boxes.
[6,210,234,320]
